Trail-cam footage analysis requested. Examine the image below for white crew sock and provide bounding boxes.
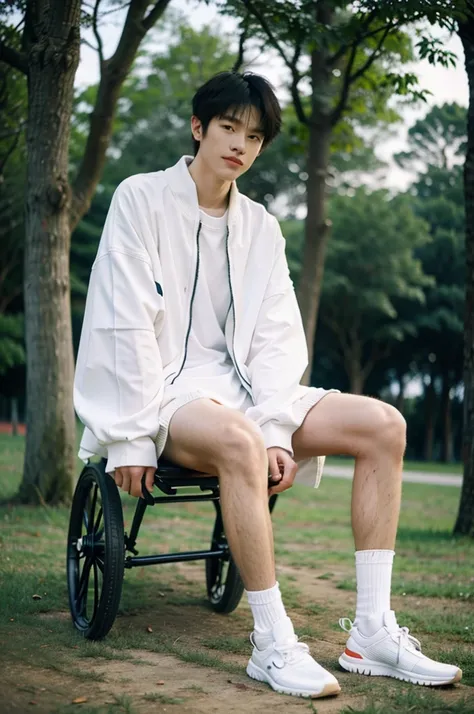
[245,582,287,633]
[355,549,394,632]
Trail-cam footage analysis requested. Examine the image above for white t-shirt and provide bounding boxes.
[163,207,252,411]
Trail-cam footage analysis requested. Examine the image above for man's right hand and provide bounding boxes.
[114,466,156,498]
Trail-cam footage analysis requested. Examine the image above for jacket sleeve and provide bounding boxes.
[73,180,165,472]
[245,216,311,455]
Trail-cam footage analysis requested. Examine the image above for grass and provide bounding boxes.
[339,689,474,713]
[1,431,473,714]
[325,455,462,475]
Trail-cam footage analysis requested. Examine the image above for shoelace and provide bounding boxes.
[392,626,422,663]
[273,638,310,665]
[338,617,422,665]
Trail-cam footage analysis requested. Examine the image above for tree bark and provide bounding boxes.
[455,10,474,536]
[298,119,332,385]
[18,0,81,504]
[440,371,453,463]
[297,1,334,386]
[11,397,19,437]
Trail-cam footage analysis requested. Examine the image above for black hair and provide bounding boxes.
[191,71,282,156]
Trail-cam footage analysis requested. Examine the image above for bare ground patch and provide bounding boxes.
[3,569,472,714]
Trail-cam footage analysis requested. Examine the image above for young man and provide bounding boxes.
[74,71,461,699]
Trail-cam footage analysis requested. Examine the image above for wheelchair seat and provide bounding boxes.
[156,457,218,490]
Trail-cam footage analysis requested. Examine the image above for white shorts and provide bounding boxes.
[155,384,339,488]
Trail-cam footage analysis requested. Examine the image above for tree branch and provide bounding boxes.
[232,10,251,72]
[350,24,394,85]
[330,40,358,127]
[241,0,295,74]
[331,22,395,126]
[289,39,308,125]
[92,0,105,66]
[70,0,172,228]
[81,36,99,53]
[0,42,28,74]
[328,10,379,66]
[241,0,308,124]
[143,0,173,31]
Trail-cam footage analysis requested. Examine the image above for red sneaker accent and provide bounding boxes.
[345,647,363,659]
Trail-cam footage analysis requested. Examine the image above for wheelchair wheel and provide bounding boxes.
[67,461,124,640]
[205,505,244,613]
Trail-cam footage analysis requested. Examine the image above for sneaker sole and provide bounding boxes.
[339,653,462,686]
[246,660,341,698]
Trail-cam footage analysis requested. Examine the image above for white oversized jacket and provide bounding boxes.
[74,156,325,486]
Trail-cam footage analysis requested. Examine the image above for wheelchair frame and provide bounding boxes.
[66,457,277,640]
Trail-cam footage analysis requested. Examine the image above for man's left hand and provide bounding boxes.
[267,447,298,496]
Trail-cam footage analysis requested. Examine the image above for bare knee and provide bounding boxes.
[367,401,406,461]
[215,416,267,487]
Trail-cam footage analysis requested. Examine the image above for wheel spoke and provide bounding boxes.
[95,557,105,574]
[93,560,99,616]
[213,561,224,594]
[93,506,103,534]
[82,507,89,531]
[76,557,93,611]
[88,484,98,534]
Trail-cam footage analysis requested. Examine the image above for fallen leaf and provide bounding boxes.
[29,701,38,706]
[40,644,49,648]
[39,688,46,692]
[9,618,14,621]
[234,683,249,690]
[32,594,41,601]
[146,626,153,633]
[158,591,165,597]
[72,696,88,704]
[156,681,165,686]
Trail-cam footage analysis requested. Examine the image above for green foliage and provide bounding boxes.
[0,42,27,381]
[324,189,432,389]
[0,314,25,376]
[399,104,466,387]
[284,189,432,392]
[396,102,466,172]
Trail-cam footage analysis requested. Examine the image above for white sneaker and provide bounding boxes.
[339,610,462,686]
[246,616,341,698]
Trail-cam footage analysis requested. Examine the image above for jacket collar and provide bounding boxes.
[163,155,241,226]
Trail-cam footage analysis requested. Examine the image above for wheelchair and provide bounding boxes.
[66,458,278,640]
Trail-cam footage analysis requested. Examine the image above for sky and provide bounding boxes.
[76,0,469,190]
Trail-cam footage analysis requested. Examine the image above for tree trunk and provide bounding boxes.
[396,374,405,415]
[455,13,474,536]
[18,1,81,504]
[349,363,364,395]
[440,371,453,463]
[298,119,332,386]
[297,3,334,386]
[11,397,18,437]
[423,377,436,462]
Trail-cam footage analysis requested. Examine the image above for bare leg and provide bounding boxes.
[162,399,275,590]
[292,393,406,550]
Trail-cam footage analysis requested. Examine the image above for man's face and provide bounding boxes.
[191,105,264,179]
